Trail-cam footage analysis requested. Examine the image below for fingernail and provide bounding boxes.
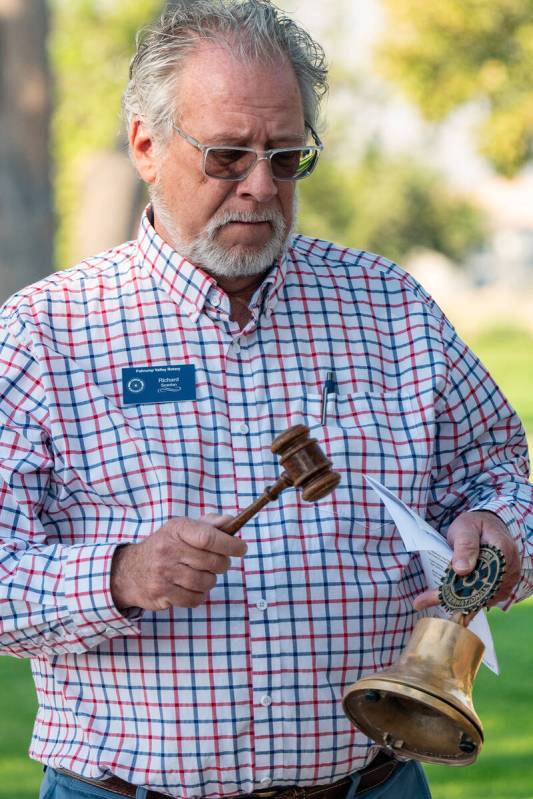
[455,558,473,572]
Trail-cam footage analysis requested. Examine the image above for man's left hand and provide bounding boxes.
[413,510,521,611]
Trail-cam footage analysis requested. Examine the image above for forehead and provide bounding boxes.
[174,41,305,138]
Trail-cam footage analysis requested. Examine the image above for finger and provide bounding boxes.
[170,562,218,594]
[179,547,232,575]
[179,520,248,558]
[448,520,481,575]
[156,584,209,610]
[448,512,521,606]
[142,570,208,611]
[413,588,440,611]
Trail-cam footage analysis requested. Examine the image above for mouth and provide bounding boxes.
[224,220,272,227]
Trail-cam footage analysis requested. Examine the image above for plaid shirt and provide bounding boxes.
[0,209,532,798]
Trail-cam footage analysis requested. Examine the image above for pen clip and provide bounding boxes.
[321,370,336,425]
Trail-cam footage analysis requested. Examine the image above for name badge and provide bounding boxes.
[122,365,196,405]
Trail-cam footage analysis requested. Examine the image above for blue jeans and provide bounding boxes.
[39,763,432,799]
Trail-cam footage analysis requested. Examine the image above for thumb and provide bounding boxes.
[448,513,482,575]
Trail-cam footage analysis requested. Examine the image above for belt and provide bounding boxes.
[55,752,398,799]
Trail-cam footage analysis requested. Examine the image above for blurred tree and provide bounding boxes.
[0,0,53,302]
[299,146,487,265]
[377,0,533,176]
[50,0,162,267]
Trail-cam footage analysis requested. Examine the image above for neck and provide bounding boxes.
[216,271,269,330]
[216,270,268,303]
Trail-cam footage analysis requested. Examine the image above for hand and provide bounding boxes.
[110,513,246,611]
[413,510,521,612]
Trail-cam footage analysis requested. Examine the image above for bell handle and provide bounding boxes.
[220,472,293,536]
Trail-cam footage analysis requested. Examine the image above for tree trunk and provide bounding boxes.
[0,0,53,303]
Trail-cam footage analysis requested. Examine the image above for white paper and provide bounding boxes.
[364,474,499,674]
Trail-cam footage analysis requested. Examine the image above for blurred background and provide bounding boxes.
[0,1,531,797]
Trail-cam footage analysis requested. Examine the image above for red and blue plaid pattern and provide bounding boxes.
[0,209,531,797]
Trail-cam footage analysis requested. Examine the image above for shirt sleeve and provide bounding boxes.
[0,321,141,658]
[426,315,533,607]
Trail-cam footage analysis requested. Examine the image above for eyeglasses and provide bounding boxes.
[171,122,323,182]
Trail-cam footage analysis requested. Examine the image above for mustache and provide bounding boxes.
[207,208,282,234]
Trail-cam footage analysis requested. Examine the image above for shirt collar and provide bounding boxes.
[136,206,289,322]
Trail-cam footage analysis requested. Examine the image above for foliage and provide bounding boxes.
[49,0,161,267]
[299,145,487,265]
[49,1,488,269]
[377,0,533,176]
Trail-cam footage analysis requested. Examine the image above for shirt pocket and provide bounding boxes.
[285,390,432,524]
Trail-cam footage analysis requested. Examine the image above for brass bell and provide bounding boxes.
[342,616,485,765]
[342,543,505,765]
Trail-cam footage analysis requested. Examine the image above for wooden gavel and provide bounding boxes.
[220,424,341,536]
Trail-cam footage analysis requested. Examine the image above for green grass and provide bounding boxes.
[424,598,533,799]
[0,324,531,798]
[466,325,533,453]
[425,325,533,797]
[0,656,42,798]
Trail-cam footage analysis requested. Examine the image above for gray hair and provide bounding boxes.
[122,0,328,142]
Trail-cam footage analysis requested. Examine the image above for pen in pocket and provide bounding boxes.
[321,370,337,425]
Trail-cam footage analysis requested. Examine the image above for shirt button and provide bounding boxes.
[260,694,272,707]
[239,422,249,434]
[260,778,272,788]
[211,295,221,308]
[256,599,268,611]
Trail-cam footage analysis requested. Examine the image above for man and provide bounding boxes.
[0,2,531,798]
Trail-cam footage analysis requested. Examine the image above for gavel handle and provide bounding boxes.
[220,472,293,536]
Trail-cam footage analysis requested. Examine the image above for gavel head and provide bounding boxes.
[271,424,341,501]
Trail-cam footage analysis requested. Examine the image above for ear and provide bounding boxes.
[129,118,159,184]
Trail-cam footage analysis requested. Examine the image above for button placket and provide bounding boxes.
[224,328,282,782]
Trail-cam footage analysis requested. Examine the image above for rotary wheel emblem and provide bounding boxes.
[128,378,145,394]
[439,544,506,614]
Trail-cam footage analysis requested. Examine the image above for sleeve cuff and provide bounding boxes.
[64,543,142,640]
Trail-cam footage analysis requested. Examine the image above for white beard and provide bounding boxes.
[150,186,297,279]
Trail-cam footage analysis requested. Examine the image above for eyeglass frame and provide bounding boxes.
[171,121,324,182]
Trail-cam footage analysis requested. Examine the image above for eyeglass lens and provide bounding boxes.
[204,147,318,180]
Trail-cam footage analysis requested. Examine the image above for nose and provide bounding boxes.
[235,155,278,203]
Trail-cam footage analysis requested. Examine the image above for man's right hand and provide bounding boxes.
[110,513,246,611]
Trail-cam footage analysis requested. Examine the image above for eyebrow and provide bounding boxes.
[207,132,307,147]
